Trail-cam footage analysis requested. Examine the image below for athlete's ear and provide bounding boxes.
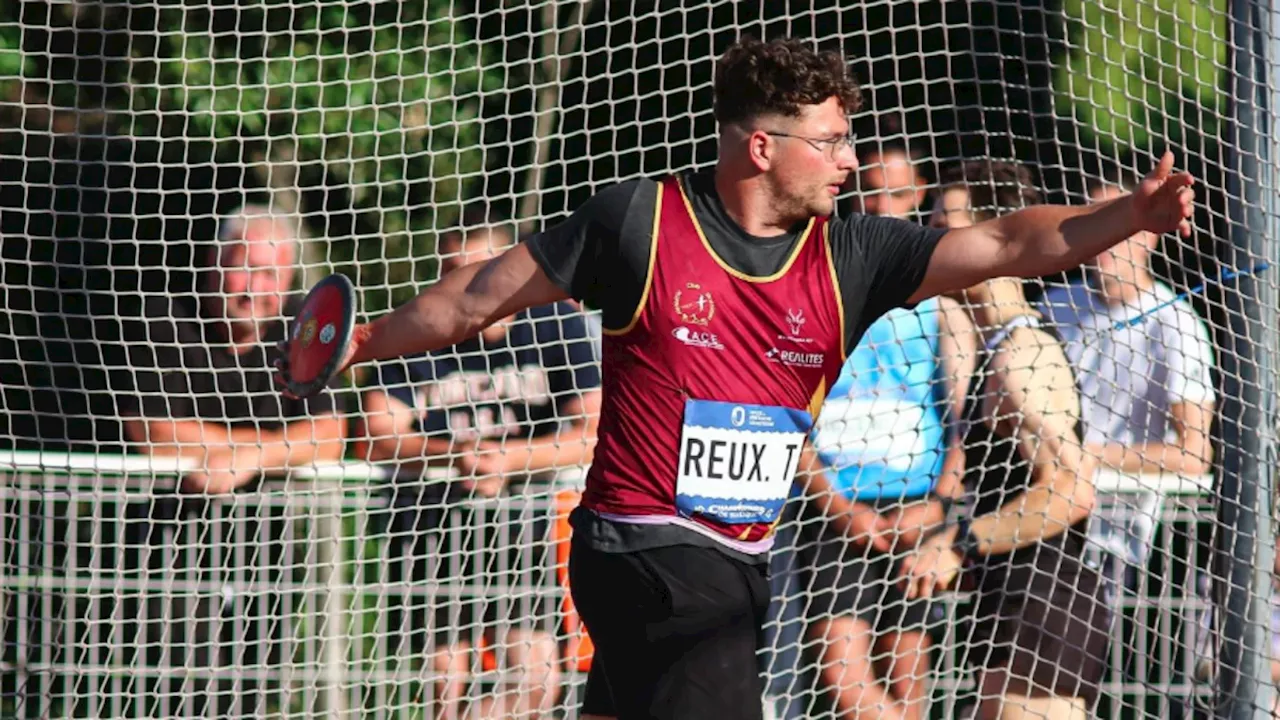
[730,123,774,173]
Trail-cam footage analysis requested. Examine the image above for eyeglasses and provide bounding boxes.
[764,131,855,162]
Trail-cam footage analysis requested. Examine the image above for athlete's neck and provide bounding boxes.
[959,278,1041,341]
[712,164,801,237]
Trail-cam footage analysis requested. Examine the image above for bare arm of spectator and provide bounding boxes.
[899,328,1097,597]
[353,389,467,470]
[459,389,603,477]
[883,296,976,545]
[124,415,345,493]
[936,295,978,496]
[1088,400,1213,475]
[966,331,1097,551]
[794,444,892,553]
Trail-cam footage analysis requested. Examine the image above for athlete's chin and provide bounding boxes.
[810,197,836,218]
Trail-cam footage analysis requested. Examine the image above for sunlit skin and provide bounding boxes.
[929,188,1036,325]
[1087,185,1158,307]
[851,148,926,219]
[715,96,859,234]
[438,227,516,343]
[202,217,296,350]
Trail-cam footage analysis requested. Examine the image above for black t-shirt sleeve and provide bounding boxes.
[829,215,944,347]
[524,178,659,331]
[118,299,197,420]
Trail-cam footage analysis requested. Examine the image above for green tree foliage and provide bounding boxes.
[1,2,503,312]
[1054,0,1227,151]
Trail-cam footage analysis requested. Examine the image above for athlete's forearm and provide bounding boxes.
[988,196,1141,279]
[967,467,1095,555]
[352,262,502,363]
[351,245,568,364]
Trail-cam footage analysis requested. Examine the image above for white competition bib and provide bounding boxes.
[812,397,927,471]
[675,399,811,525]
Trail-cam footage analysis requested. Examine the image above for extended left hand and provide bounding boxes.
[183,446,262,494]
[1131,151,1196,238]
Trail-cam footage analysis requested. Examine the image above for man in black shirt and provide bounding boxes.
[357,218,602,720]
[117,204,345,717]
[280,38,1195,720]
[122,204,344,489]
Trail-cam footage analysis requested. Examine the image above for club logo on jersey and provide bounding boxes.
[765,346,824,368]
[777,307,815,345]
[786,308,806,337]
[674,282,715,326]
[672,326,725,351]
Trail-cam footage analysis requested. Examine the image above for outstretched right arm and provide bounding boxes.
[352,244,568,364]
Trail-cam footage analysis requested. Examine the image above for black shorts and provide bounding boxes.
[384,488,555,651]
[798,518,943,634]
[962,541,1112,704]
[569,538,771,720]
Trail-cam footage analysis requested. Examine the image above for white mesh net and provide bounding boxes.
[0,2,1275,720]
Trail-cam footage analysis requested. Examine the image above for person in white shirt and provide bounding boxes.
[1041,167,1216,596]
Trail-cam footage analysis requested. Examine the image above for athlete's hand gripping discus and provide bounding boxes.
[278,273,358,398]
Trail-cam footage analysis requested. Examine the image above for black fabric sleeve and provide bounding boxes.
[118,298,197,420]
[829,215,945,348]
[524,178,660,331]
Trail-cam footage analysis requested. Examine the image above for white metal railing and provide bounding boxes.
[1,451,1214,720]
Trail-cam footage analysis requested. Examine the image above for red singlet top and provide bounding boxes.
[581,175,846,546]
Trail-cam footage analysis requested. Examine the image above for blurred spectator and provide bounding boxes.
[848,141,928,221]
[120,203,345,488]
[1041,168,1216,597]
[796,295,974,720]
[907,160,1109,720]
[357,216,602,719]
[116,203,345,716]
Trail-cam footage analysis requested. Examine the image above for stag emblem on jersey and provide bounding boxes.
[674,282,715,326]
[785,308,806,337]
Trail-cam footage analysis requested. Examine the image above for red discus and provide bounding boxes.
[285,273,357,398]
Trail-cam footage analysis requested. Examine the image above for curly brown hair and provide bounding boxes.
[713,37,862,127]
[939,160,1041,221]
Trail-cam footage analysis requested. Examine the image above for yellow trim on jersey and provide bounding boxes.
[823,222,847,361]
[807,376,828,420]
[603,181,664,336]
[677,176,813,283]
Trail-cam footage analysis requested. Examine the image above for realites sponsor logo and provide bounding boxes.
[673,326,725,350]
[674,282,715,326]
[764,346,824,368]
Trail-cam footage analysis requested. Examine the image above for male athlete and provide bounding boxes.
[901,160,1112,720]
[277,37,1193,720]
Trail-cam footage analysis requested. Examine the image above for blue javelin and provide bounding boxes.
[1106,261,1271,332]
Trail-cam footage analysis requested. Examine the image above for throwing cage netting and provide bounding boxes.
[0,2,1276,719]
